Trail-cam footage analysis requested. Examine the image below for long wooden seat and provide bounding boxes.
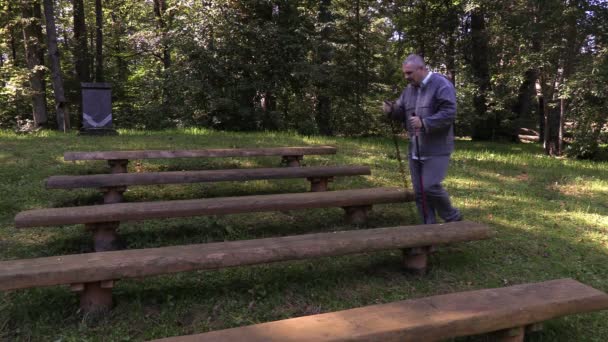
[64,146,338,172]
[16,187,410,227]
[45,165,372,199]
[150,278,608,342]
[15,187,413,252]
[0,221,492,314]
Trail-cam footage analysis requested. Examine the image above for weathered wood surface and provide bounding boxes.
[64,146,337,161]
[150,279,608,342]
[15,187,412,228]
[0,221,490,291]
[45,166,371,189]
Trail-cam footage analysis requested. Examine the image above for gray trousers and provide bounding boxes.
[408,155,461,224]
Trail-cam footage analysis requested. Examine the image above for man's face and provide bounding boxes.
[402,63,425,86]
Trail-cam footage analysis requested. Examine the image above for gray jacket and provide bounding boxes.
[389,73,456,157]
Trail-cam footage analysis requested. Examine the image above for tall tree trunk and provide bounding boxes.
[538,94,544,143]
[110,7,126,81]
[543,3,581,156]
[544,96,561,155]
[73,0,90,83]
[511,69,537,141]
[89,25,95,79]
[95,0,104,82]
[446,33,456,85]
[43,0,70,131]
[153,0,171,69]
[469,7,493,141]
[315,0,333,135]
[21,0,48,127]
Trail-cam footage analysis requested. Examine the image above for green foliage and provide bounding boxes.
[0,0,607,157]
[565,48,608,159]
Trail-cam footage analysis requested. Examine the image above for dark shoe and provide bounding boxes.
[445,214,463,223]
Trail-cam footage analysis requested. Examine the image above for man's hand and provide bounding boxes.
[409,116,423,130]
[382,100,393,114]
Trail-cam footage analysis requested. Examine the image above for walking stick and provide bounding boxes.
[385,100,418,222]
[412,112,428,224]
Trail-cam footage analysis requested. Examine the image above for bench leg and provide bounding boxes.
[108,159,129,173]
[308,177,332,192]
[101,186,126,204]
[487,326,525,342]
[78,281,113,314]
[402,247,430,275]
[281,155,302,167]
[343,205,372,225]
[87,222,120,252]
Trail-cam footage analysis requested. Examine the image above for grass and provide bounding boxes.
[0,128,607,341]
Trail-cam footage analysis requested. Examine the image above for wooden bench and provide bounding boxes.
[45,165,372,203]
[64,146,338,172]
[0,221,491,314]
[149,278,608,342]
[15,187,413,252]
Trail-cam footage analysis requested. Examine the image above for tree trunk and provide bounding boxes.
[73,0,90,83]
[21,0,48,127]
[153,0,171,70]
[89,25,95,79]
[544,99,561,156]
[511,69,537,141]
[469,7,493,141]
[315,0,333,136]
[543,3,581,156]
[538,94,544,143]
[43,0,70,131]
[95,0,104,82]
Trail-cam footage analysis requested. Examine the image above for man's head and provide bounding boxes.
[402,54,428,87]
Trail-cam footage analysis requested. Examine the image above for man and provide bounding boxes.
[383,54,461,224]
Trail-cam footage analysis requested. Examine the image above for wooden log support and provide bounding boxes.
[79,282,113,314]
[107,159,128,174]
[101,186,126,204]
[281,155,302,167]
[86,222,120,252]
[307,176,332,192]
[343,205,372,225]
[402,246,431,275]
[148,279,608,342]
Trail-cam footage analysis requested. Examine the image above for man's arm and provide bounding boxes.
[384,93,406,122]
[422,84,456,132]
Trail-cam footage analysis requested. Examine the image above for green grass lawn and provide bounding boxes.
[1,128,607,341]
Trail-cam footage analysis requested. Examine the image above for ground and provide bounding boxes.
[0,128,607,341]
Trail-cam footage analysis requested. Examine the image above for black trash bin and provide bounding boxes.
[79,82,118,135]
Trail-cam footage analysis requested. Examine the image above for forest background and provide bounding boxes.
[1,0,607,159]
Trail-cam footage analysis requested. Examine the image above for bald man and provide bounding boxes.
[383,54,461,224]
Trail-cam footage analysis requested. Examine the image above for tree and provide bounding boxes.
[43,0,70,131]
[21,0,48,127]
[313,0,334,135]
[73,0,90,83]
[95,0,103,81]
[468,4,493,140]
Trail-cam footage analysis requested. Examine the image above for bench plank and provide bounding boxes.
[0,221,490,291]
[151,279,608,342]
[15,187,412,228]
[45,166,371,189]
[64,146,337,161]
